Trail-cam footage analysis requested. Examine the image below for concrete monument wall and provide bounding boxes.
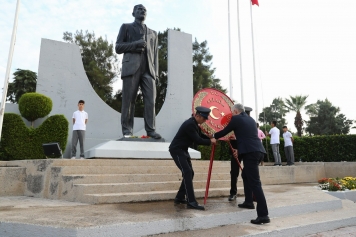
[31,30,193,157]
[133,30,193,139]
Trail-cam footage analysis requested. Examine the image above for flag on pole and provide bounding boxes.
[251,0,259,6]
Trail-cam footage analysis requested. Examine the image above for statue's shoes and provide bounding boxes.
[147,132,162,139]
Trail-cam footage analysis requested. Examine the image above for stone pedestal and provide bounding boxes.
[84,141,201,159]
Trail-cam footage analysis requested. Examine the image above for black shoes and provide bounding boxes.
[251,216,270,225]
[228,195,237,201]
[147,132,162,139]
[187,201,205,210]
[174,197,187,204]
[238,202,255,209]
[175,198,204,210]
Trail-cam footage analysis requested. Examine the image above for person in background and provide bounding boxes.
[257,123,266,166]
[71,100,88,159]
[282,126,295,166]
[266,121,281,166]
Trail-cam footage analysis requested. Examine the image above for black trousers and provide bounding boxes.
[169,149,196,203]
[241,152,269,217]
[230,155,242,196]
[121,54,156,135]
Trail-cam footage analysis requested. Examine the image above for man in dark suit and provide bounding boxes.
[213,103,270,224]
[228,106,253,201]
[169,107,216,210]
[115,4,161,139]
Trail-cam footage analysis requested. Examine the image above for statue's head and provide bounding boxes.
[132,4,147,21]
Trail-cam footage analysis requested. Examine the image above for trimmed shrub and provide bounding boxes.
[19,92,52,123]
[198,140,232,161]
[198,135,356,162]
[0,113,68,160]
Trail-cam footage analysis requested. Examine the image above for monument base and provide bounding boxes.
[84,141,201,159]
[117,137,165,142]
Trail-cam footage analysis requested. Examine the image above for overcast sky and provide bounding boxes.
[1,0,355,133]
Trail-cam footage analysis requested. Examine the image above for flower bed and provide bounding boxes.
[318,177,356,191]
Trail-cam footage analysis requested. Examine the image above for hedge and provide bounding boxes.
[0,113,68,160]
[198,135,356,162]
[19,92,52,122]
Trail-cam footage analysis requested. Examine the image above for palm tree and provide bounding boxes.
[285,95,308,137]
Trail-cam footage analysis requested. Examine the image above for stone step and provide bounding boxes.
[68,185,347,235]
[64,173,238,184]
[74,180,232,194]
[154,200,356,237]
[84,187,233,204]
[1,184,350,237]
[59,165,231,175]
[50,159,232,167]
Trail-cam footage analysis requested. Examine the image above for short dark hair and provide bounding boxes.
[282,126,287,129]
[78,100,85,104]
[133,4,144,13]
[256,123,259,128]
[272,121,277,126]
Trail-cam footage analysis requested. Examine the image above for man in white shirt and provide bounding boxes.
[266,121,281,166]
[282,126,295,166]
[71,100,88,159]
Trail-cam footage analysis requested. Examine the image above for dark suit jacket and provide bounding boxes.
[214,112,266,155]
[170,117,211,151]
[115,22,159,80]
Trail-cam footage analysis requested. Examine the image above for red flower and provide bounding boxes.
[318,178,331,184]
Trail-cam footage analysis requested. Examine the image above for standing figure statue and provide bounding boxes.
[115,4,161,139]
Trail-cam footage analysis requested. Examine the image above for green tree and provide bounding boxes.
[305,99,353,135]
[6,69,37,103]
[193,38,226,94]
[285,95,308,137]
[154,28,170,114]
[63,30,119,104]
[258,97,289,134]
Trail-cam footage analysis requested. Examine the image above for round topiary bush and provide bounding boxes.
[18,92,52,122]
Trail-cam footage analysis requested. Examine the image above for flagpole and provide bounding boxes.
[250,1,258,120]
[0,0,21,141]
[236,0,244,105]
[228,0,233,100]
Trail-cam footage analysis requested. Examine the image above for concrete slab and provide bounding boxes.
[323,189,356,202]
[0,167,26,196]
[154,200,356,237]
[84,141,201,159]
[0,184,346,237]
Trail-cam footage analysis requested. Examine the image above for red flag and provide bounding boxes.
[251,0,259,6]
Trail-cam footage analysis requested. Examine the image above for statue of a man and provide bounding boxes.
[115,4,161,139]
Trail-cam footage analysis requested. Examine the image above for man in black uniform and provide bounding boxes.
[213,103,270,224]
[228,106,253,201]
[169,106,216,210]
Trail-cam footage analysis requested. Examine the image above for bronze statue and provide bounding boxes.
[115,4,161,139]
